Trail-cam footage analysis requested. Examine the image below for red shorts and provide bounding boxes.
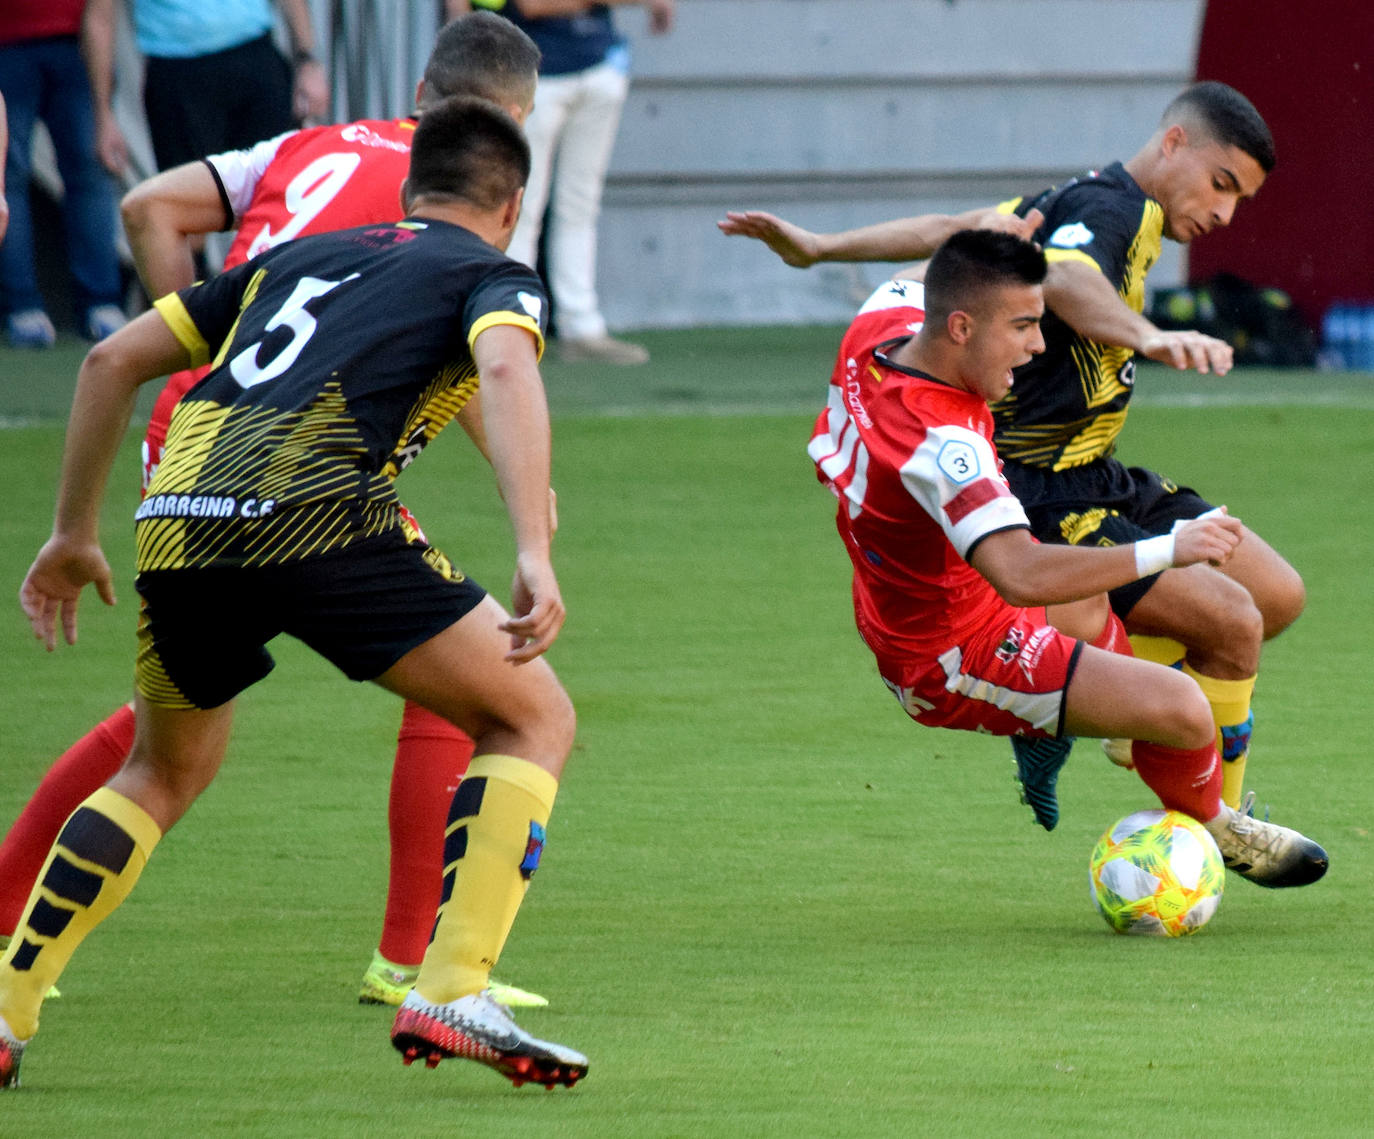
[874,608,1082,739]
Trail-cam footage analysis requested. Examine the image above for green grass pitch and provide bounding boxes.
[1,332,1371,1136]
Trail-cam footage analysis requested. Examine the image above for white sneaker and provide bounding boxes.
[557,335,649,365]
[6,309,56,349]
[84,304,128,341]
[1203,794,1328,888]
[391,988,587,1088]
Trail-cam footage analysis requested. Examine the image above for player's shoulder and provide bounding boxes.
[843,279,926,350]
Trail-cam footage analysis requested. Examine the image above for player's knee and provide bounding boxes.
[1256,565,1306,640]
[1175,687,1217,751]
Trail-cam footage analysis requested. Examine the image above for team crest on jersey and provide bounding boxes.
[1048,221,1094,249]
[517,291,543,322]
[995,625,1026,663]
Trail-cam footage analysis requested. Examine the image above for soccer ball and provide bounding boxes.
[1089,809,1225,936]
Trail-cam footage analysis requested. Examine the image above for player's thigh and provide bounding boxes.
[374,595,575,775]
[1126,563,1262,676]
[1045,594,1109,641]
[1063,647,1212,749]
[1213,524,1305,639]
[110,694,238,830]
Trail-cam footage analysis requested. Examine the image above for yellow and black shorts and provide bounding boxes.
[134,528,486,710]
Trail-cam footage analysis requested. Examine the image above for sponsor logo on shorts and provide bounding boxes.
[1018,625,1057,681]
[994,625,1025,664]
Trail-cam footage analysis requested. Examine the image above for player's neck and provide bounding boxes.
[888,335,972,396]
[407,200,509,248]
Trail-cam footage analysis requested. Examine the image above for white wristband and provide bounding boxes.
[1134,533,1175,578]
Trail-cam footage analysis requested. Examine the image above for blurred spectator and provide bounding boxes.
[0,1,127,348]
[82,0,329,176]
[450,0,673,365]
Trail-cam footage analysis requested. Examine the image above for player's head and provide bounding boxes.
[418,11,541,125]
[920,229,1047,402]
[1146,81,1272,242]
[404,95,531,241]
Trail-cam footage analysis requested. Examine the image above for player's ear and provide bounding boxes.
[414,79,427,110]
[400,178,413,214]
[947,310,973,345]
[1160,122,1188,157]
[504,185,525,232]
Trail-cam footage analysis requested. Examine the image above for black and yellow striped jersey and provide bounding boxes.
[138,217,547,571]
[991,162,1163,470]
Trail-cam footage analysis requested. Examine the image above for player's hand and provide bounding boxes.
[717,210,822,268]
[500,553,565,663]
[967,206,1044,244]
[1171,508,1243,568]
[19,535,117,651]
[1140,328,1234,376]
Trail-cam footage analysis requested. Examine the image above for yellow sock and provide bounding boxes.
[414,754,557,1005]
[0,787,161,1039]
[1129,635,1186,667]
[1182,663,1256,810]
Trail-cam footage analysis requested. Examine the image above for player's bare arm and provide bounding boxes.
[969,512,1243,609]
[471,323,564,662]
[718,207,1043,267]
[20,313,193,650]
[1044,258,1234,375]
[121,163,232,297]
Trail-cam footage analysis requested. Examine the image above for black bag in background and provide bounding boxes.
[1147,273,1318,367]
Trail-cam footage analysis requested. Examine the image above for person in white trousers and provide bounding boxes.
[452,0,674,364]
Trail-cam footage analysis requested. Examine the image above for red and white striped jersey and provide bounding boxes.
[808,279,1032,664]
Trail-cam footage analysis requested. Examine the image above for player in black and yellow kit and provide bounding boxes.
[2,96,585,1091]
[720,82,1301,825]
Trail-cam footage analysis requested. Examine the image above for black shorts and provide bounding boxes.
[1002,457,1214,618]
[134,529,487,710]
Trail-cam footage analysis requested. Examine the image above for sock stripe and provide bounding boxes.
[25,897,75,939]
[57,806,137,874]
[10,939,40,971]
[443,826,468,867]
[42,855,104,908]
[447,777,486,826]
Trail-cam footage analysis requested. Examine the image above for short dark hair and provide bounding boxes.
[1162,81,1275,173]
[923,230,1047,326]
[421,10,540,110]
[407,95,531,211]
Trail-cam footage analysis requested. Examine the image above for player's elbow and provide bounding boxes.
[119,183,157,241]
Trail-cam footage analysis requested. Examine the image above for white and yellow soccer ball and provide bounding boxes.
[1089,809,1225,936]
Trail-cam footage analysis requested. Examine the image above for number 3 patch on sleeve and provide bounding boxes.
[937,439,981,484]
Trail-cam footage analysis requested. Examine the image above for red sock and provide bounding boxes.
[1092,611,1132,655]
[1130,741,1223,821]
[0,704,136,936]
[377,701,475,966]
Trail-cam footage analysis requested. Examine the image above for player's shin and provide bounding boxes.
[1181,664,1255,809]
[0,787,162,1039]
[0,705,136,937]
[413,755,556,1004]
[1130,740,1223,823]
[379,702,475,967]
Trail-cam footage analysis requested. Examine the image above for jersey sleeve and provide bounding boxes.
[205,131,297,218]
[463,261,550,359]
[897,423,1030,559]
[153,261,260,367]
[1035,182,1138,284]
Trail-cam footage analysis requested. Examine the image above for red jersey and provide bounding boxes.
[0,0,83,44]
[808,280,1032,667]
[144,118,419,487]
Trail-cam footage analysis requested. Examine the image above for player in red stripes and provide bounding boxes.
[813,228,1326,888]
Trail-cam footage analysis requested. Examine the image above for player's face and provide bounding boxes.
[963,284,1045,402]
[1157,129,1267,243]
